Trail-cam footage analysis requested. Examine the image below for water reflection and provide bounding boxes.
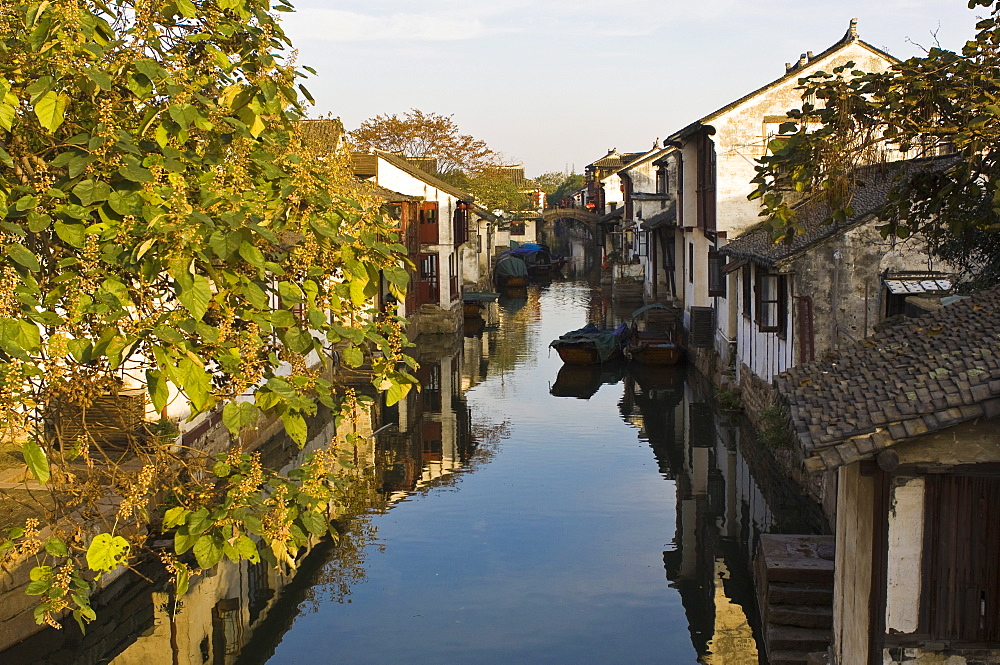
[1,270,827,665]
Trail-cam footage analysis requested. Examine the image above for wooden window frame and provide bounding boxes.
[755,272,787,334]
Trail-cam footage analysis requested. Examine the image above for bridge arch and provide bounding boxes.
[530,209,602,244]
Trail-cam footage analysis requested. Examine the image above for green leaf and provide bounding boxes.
[212,461,231,477]
[22,439,50,484]
[174,528,198,555]
[177,356,212,411]
[26,210,51,232]
[167,103,199,129]
[341,346,363,368]
[119,163,154,183]
[175,0,197,18]
[54,221,86,248]
[176,272,212,320]
[146,369,169,414]
[44,536,67,557]
[235,534,259,563]
[185,507,212,536]
[278,281,302,305]
[107,190,141,216]
[72,179,112,206]
[193,533,224,569]
[384,381,411,407]
[85,533,130,573]
[175,564,190,596]
[281,411,308,446]
[282,327,314,354]
[33,91,68,133]
[222,400,259,435]
[163,506,189,529]
[6,243,40,272]
[239,241,265,268]
[299,509,328,537]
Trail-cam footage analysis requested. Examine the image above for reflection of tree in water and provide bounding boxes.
[302,512,381,608]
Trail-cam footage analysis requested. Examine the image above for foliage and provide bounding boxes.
[348,109,499,175]
[0,0,416,630]
[439,169,530,212]
[749,0,1000,287]
[546,173,585,208]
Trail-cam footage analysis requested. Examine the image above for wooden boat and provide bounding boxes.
[462,291,498,318]
[626,303,684,366]
[549,322,630,365]
[494,253,529,288]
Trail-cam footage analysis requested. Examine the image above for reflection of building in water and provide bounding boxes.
[622,368,822,663]
[0,397,381,665]
[377,336,474,501]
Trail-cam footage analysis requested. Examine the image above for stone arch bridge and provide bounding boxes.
[528,209,602,244]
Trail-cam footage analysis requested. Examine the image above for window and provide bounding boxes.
[696,134,716,232]
[636,230,648,258]
[655,165,669,195]
[510,221,525,236]
[418,202,439,244]
[708,248,726,297]
[452,202,469,246]
[755,272,787,334]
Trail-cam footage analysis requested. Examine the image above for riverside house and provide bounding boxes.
[657,20,897,359]
[775,286,1000,665]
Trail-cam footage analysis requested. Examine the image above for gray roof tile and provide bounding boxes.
[776,285,1000,472]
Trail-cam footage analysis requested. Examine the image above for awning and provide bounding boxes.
[883,278,952,295]
[722,258,748,274]
[640,202,676,230]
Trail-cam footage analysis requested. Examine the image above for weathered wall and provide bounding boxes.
[885,476,924,633]
[711,42,894,239]
[832,463,874,665]
[789,223,937,361]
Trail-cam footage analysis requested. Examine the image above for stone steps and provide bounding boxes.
[755,534,835,665]
[767,625,832,653]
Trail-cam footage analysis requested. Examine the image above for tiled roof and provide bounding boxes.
[371,149,473,201]
[589,149,645,170]
[776,286,1000,473]
[641,203,677,230]
[368,184,423,202]
[599,208,625,223]
[720,157,956,267]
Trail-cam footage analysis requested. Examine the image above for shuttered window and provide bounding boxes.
[708,248,726,297]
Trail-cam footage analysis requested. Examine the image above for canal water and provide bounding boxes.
[0,262,826,665]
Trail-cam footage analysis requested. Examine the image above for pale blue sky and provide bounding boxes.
[279,1,984,177]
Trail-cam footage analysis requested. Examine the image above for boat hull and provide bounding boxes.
[628,342,683,366]
[553,344,616,365]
